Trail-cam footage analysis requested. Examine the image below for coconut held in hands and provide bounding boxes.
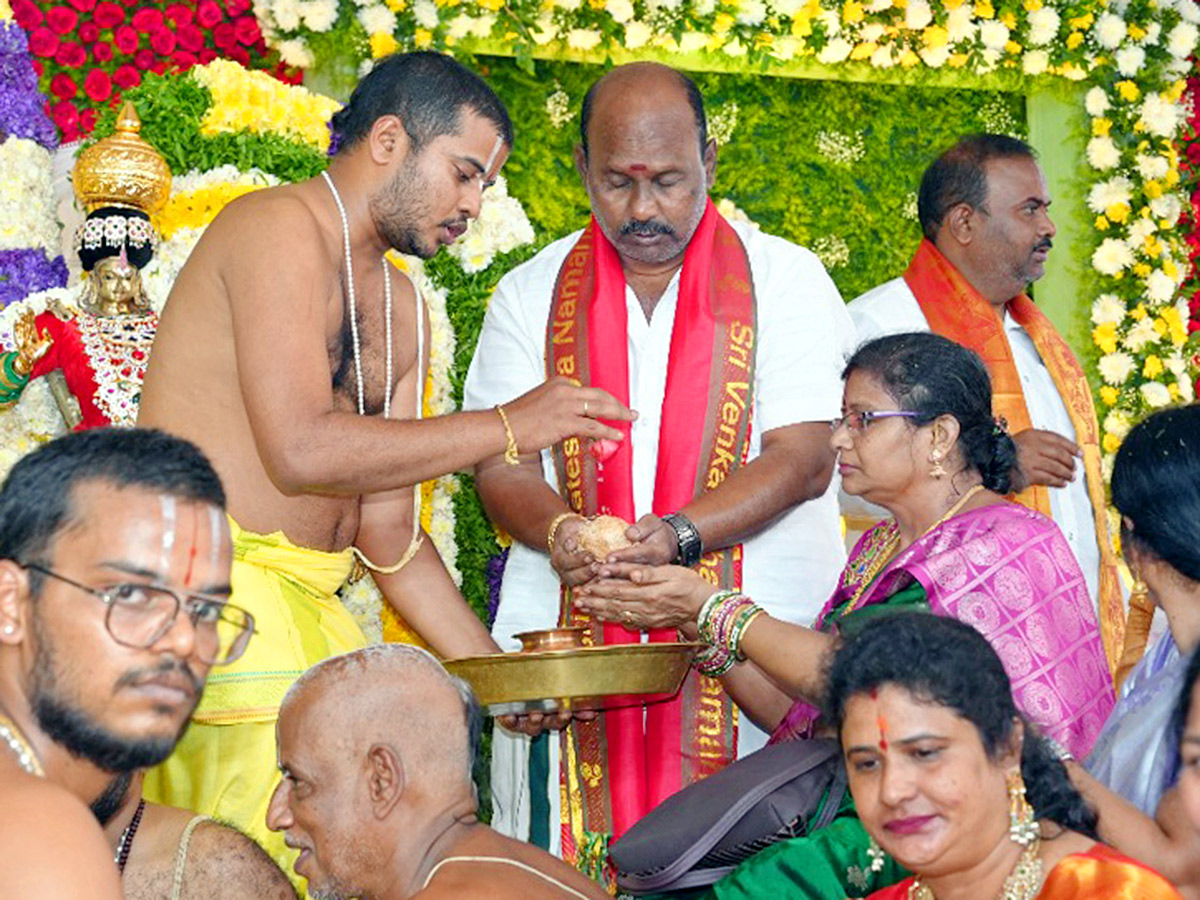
[576,515,633,559]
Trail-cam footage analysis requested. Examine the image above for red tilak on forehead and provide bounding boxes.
[184,505,199,588]
[877,713,889,752]
[626,163,648,172]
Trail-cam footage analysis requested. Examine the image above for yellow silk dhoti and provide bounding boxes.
[144,518,366,879]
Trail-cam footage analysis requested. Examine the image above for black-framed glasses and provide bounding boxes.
[24,564,254,666]
[829,410,924,434]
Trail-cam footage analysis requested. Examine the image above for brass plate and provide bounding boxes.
[445,642,702,716]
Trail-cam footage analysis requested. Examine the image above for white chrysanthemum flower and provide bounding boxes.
[1123,316,1160,351]
[715,198,760,229]
[860,22,885,42]
[410,0,437,25]
[1150,193,1183,225]
[1145,269,1178,304]
[1135,153,1170,181]
[1022,50,1050,75]
[1167,21,1199,57]
[817,38,853,63]
[1143,21,1162,44]
[980,20,1009,50]
[1177,0,1200,24]
[870,43,896,67]
[276,38,313,66]
[566,27,602,49]
[1114,45,1145,76]
[1092,238,1135,276]
[299,0,338,31]
[904,0,932,30]
[1103,409,1134,440]
[1126,218,1157,246]
[722,37,748,56]
[946,4,975,42]
[446,176,535,274]
[624,20,652,46]
[693,0,716,15]
[271,0,301,30]
[817,9,840,34]
[1141,382,1172,408]
[736,0,767,25]
[606,0,635,22]
[357,3,396,34]
[447,14,472,38]
[1086,136,1120,170]
[1090,294,1126,326]
[1093,12,1126,48]
[1166,353,1189,379]
[770,0,805,16]
[1098,352,1135,385]
[1084,86,1111,117]
[1025,6,1059,45]
[1086,176,1133,214]
[865,0,890,11]
[530,15,556,44]
[920,45,951,67]
[467,14,494,36]
[679,31,708,52]
[1179,378,1197,402]
[1140,93,1183,138]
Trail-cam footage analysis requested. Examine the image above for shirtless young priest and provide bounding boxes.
[138,51,632,872]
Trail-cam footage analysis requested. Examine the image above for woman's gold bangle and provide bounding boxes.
[495,404,520,466]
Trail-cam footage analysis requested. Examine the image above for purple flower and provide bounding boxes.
[0,249,69,307]
[485,547,510,628]
[0,22,59,150]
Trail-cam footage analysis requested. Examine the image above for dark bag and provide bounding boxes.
[610,738,847,895]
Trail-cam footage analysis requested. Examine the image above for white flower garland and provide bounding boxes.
[0,138,59,256]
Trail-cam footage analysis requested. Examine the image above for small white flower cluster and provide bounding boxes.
[901,192,919,222]
[811,234,851,270]
[978,97,1024,139]
[445,177,536,274]
[545,84,575,130]
[708,100,740,147]
[0,138,60,257]
[815,129,866,166]
[715,197,760,229]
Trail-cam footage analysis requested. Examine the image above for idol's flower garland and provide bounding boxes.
[0,20,58,149]
[0,135,68,308]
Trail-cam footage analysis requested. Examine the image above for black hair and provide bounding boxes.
[918,134,1037,241]
[1112,404,1200,584]
[0,427,226,570]
[330,51,513,154]
[579,66,707,160]
[843,332,1017,494]
[77,207,155,272]
[1174,646,1200,753]
[826,613,1099,839]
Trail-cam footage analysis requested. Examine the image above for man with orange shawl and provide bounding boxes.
[463,63,854,878]
[847,134,1146,684]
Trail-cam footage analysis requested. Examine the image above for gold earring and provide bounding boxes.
[929,451,946,479]
[1130,576,1149,607]
[1007,769,1038,846]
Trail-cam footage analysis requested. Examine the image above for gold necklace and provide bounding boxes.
[908,838,1043,900]
[0,710,44,777]
[842,484,987,614]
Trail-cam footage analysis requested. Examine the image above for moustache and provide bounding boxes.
[620,219,675,238]
[1034,237,1053,253]
[115,658,204,695]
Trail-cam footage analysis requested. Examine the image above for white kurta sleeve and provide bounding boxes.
[462,270,547,413]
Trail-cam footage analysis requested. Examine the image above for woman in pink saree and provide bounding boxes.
[576,333,1115,898]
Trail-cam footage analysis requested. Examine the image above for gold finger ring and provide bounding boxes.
[583,399,590,417]
[623,610,634,624]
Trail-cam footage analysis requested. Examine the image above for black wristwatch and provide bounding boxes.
[662,512,704,568]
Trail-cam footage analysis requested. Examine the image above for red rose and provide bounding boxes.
[113,63,141,88]
[54,40,86,67]
[233,15,260,45]
[224,0,251,15]
[150,28,176,54]
[50,72,78,99]
[212,21,235,49]
[11,0,44,29]
[113,24,139,52]
[164,2,193,24]
[196,0,223,27]
[171,49,198,69]
[67,0,96,12]
[176,22,204,50]
[46,6,79,34]
[27,27,59,57]
[197,47,217,63]
[131,8,164,32]
[51,99,79,134]
[92,40,114,61]
[227,44,249,64]
[79,108,98,134]
[133,47,155,69]
[118,0,138,8]
[83,67,112,101]
[78,21,99,41]
[92,1,124,26]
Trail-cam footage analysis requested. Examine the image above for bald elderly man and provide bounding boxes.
[266,645,609,900]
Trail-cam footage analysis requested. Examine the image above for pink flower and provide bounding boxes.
[11,0,44,29]
[131,7,164,32]
[83,67,113,102]
[113,24,139,52]
[78,21,99,41]
[27,27,59,57]
[176,23,204,50]
[46,6,79,35]
[50,72,78,99]
[93,2,125,27]
[54,40,86,67]
[92,40,114,61]
[196,0,223,27]
[113,63,141,88]
[133,47,155,69]
[233,15,260,45]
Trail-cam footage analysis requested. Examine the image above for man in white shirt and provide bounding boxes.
[463,62,854,863]
[847,133,1134,678]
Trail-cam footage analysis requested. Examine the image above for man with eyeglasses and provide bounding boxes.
[846,133,1133,681]
[0,427,252,898]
